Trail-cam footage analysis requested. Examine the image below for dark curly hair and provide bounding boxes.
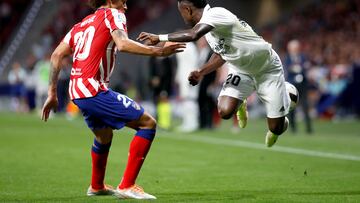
[177,0,207,9]
[88,0,107,9]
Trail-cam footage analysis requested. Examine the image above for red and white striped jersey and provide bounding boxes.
[62,8,127,100]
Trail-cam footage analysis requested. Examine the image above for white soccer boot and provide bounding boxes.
[266,117,289,147]
[86,184,115,196]
[115,185,156,200]
[236,99,248,129]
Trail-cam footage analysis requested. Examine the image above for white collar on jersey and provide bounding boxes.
[204,4,211,11]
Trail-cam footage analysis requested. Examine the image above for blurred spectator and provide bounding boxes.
[260,0,360,121]
[57,57,71,112]
[34,53,51,110]
[284,40,313,134]
[23,54,38,112]
[149,56,176,130]
[197,37,216,130]
[175,42,199,132]
[317,65,350,119]
[8,61,27,112]
[262,0,359,68]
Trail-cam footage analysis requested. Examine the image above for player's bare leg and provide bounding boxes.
[265,116,289,147]
[94,128,113,144]
[218,96,248,129]
[87,128,115,196]
[125,111,157,130]
[217,96,242,120]
[114,112,157,200]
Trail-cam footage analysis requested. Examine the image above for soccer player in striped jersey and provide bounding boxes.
[41,0,185,200]
[138,0,294,147]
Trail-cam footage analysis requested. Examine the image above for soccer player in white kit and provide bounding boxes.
[138,0,291,147]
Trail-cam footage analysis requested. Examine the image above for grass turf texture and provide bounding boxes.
[0,112,360,202]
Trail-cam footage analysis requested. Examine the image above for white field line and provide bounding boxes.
[160,134,360,162]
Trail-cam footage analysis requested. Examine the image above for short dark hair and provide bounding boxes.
[88,0,107,9]
[178,0,207,9]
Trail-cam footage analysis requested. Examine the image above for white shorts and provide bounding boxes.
[219,65,290,118]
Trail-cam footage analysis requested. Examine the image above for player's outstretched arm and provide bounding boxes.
[137,24,213,45]
[41,42,72,122]
[188,53,225,86]
[111,29,186,57]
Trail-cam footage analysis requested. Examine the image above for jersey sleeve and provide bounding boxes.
[105,8,127,33]
[62,27,74,48]
[198,7,236,28]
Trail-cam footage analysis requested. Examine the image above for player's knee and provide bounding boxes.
[142,113,157,129]
[269,123,286,135]
[218,108,234,120]
[93,128,113,144]
[148,117,157,129]
[268,116,289,135]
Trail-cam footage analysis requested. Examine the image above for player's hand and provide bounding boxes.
[41,95,58,122]
[160,42,186,56]
[188,70,202,86]
[137,32,160,45]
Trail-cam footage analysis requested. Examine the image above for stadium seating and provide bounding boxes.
[0,0,31,52]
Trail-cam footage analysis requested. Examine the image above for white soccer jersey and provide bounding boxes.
[198,5,276,75]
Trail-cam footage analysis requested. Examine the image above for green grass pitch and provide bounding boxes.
[1,112,360,202]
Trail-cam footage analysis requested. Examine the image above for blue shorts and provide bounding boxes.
[73,90,144,130]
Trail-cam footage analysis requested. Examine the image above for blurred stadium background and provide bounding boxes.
[0,0,360,202]
[1,0,359,124]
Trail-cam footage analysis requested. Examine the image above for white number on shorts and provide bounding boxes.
[73,26,95,61]
[117,94,133,108]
